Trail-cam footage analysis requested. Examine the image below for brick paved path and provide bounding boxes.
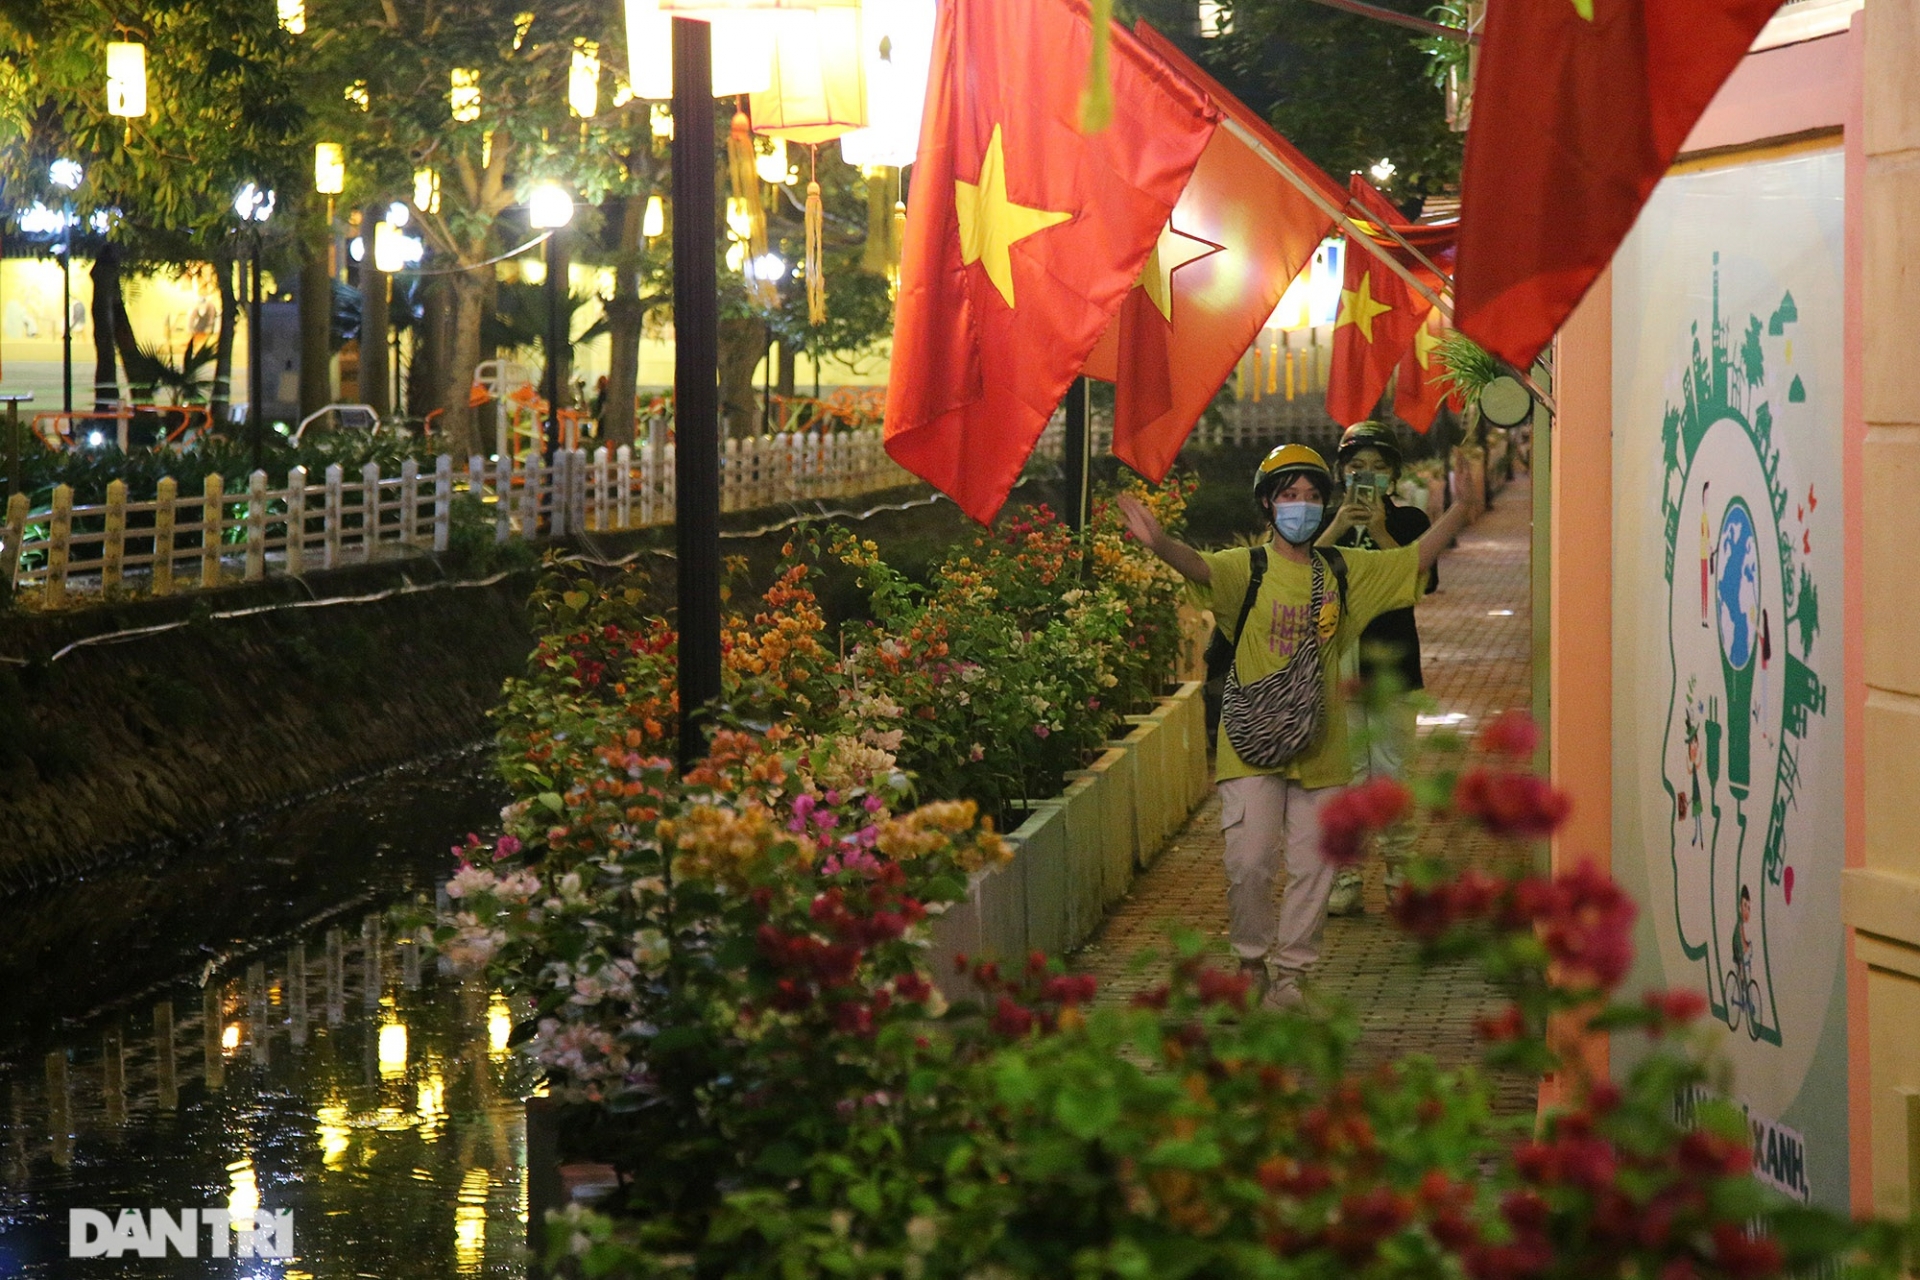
[1075,478,1540,1113]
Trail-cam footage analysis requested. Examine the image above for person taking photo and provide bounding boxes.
[1116,444,1467,1010]
[1318,421,1435,916]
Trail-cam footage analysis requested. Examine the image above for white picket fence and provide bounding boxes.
[3,425,919,605]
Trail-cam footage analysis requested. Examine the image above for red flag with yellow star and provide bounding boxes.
[1082,25,1340,483]
[1454,0,1781,369]
[1325,181,1427,427]
[1393,308,1452,433]
[882,0,1217,522]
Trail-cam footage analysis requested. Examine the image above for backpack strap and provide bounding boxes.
[1316,547,1349,620]
[1227,546,1267,649]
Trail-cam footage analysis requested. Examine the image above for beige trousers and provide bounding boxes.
[1218,774,1334,976]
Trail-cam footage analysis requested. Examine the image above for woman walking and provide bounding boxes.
[1117,444,1467,1009]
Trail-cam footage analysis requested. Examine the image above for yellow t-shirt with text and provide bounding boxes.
[1203,542,1420,788]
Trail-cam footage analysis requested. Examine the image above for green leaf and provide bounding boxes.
[1054,1079,1122,1139]
[537,791,566,815]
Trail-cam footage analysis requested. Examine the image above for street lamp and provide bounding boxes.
[527,183,573,457]
[235,182,274,469]
[50,160,82,416]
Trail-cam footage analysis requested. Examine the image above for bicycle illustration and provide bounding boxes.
[1724,957,1762,1041]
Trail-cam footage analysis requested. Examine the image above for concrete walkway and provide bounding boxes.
[1074,477,1540,1114]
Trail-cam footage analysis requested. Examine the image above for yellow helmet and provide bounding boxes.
[1253,443,1334,505]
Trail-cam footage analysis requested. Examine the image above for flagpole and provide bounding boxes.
[1062,376,1090,533]
[1344,204,1454,294]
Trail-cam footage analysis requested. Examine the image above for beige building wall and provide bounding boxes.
[1853,0,1920,1223]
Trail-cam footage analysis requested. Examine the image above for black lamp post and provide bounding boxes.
[528,183,574,458]
[234,182,274,470]
[50,160,83,417]
[671,16,721,768]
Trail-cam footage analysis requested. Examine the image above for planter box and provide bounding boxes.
[1057,774,1106,948]
[1069,746,1135,911]
[1013,798,1070,959]
[1124,708,1175,867]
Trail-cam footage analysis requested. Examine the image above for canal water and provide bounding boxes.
[0,751,543,1277]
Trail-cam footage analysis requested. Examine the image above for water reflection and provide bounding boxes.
[0,915,540,1276]
[0,754,540,1277]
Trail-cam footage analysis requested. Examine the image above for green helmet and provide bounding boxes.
[1336,420,1403,475]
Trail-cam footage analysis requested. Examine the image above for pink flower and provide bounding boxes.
[1033,724,1051,738]
[494,835,523,860]
[1480,710,1540,758]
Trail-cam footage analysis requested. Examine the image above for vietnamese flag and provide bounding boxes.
[1325,176,1429,427]
[1454,0,1783,369]
[1080,25,1340,483]
[883,0,1217,523]
[1393,309,1452,433]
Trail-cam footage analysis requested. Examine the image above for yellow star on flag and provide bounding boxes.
[1335,271,1394,343]
[1411,316,1441,369]
[1141,219,1222,322]
[955,125,1072,309]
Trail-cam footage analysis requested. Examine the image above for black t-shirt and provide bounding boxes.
[1335,498,1433,690]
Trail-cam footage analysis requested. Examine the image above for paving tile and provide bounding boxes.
[1073,480,1540,1116]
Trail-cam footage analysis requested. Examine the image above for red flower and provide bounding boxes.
[1644,987,1708,1035]
[990,996,1034,1037]
[1711,1223,1785,1280]
[894,972,932,1003]
[1319,776,1415,866]
[1475,1004,1526,1043]
[1481,709,1540,758]
[1194,965,1252,1010]
[1454,768,1572,839]
[831,1001,875,1036]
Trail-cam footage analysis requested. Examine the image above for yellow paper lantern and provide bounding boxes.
[372,222,407,273]
[413,168,441,214]
[106,42,147,118]
[314,143,345,196]
[570,39,601,117]
[277,0,306,33]
[625,0,773,100]
[451,68,482,122]
[750,8,866,145]
[643,194,666,239]
[837,0,934,168]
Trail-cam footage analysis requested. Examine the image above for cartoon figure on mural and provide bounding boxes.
[1661,256,1826,1050]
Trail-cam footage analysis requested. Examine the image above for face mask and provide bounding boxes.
[1270,500,1324,545]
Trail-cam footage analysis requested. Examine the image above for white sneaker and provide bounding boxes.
[1383,866,1407,902]
[1326,871,1364,917]
[1262,974,1305,1011]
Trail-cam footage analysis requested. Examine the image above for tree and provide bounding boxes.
[1187,0,1462,199]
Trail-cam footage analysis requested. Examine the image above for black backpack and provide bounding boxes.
[1203,546,1349,681]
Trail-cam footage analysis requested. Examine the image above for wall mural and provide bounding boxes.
[1612,148,1846,1212]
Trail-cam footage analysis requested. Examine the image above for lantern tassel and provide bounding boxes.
[1079,0,1113,132]
[806,146,826,326]
[728,103,769,260]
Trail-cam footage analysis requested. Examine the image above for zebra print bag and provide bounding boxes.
[1219,552,1334,769]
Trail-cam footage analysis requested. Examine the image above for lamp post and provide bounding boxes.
[671,17,721,769]
[527,183,574,458]
[234,182,275,470]
[50,160,82,417]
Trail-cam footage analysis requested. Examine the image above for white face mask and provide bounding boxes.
[1271,501,1324,545]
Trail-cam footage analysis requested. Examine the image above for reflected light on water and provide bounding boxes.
[378,1020,409,1077]
[487,995,513,1057]
[227,1157,260,1230]
[315,1103,351,1168]
[454,1166,490,1273]
[417,1072,446,1137]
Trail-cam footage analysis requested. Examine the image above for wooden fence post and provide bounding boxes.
[399,458,420,547]
[45,484,73,605]
[433,455,454,553]
[573,448,589,533]
[593,445,610,532]
[525,451,545,539]
[245,470,268,582]
[547,450,568,539]
[102,479,127,592]
[199,473,224,590]
[361,460,382,562]
[3,491,27,593]
[152,478,177,595]
[615,444,633,530]
[493,454,512,544]
[285,467,306,578]
[324,464,343,570]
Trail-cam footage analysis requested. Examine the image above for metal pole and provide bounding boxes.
[3,394,29,502]
[250,233,264,471]
[545,231,563,456]
[1062,376,1089,532]
[61,237,73,415]
[672,16,721,769]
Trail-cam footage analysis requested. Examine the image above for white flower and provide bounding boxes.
[445,867,498,901]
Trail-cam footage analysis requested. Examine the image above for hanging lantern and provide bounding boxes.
[837,0,934,168]
[106,42,147,118]
[625,0,773,100]
[450,68,482,122]
[314,143,346,196]
[277,0,306,33]
[643,195,666,239]
[372,222,407,273]
[750,8,866,145]
[413,168,441,214]
[570,40,601,117]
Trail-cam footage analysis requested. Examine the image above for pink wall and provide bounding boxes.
[1841,11,1869,1219]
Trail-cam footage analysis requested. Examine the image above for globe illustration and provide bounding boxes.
[1716,503,1759,671]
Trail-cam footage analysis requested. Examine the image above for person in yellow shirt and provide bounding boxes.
[1117,444,1468,1009]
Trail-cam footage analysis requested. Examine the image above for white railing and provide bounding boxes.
[2,424,920,606]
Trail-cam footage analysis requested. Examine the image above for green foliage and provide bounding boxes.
[1433,331,1502,411]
